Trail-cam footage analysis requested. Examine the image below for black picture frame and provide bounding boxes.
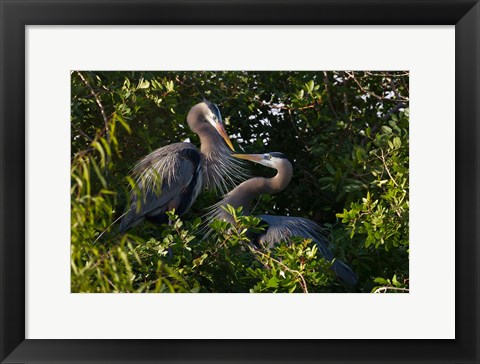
[1,0,479,363]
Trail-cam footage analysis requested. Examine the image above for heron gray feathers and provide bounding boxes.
[254,214,330,252]
[119,101,246,233]
[209,152,358,286]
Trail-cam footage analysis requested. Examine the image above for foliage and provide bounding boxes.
[71,71,409,293]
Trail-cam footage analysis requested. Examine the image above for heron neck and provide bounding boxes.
[221,164,292,215]
[199,130,225,159]
[198,130,244,193]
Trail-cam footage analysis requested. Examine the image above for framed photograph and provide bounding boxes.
[1,0,479,363]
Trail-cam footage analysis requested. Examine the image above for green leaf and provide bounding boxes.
[137,78,150,89]
[305,80,314,93]
[374,277,389,285]
[393,137,402,148]
[325,163,335,175]
[392,274,400,287]
[267,277,279,288]
[115,114,131,133]
[381,125,393,134]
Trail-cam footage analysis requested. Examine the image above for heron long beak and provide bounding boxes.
[214,123,235,152]
[231,153,264,163]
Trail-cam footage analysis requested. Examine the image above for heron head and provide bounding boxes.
[188,100,235,151]
[232,152,290,169]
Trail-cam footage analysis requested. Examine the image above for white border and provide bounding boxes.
[26,26,455,339]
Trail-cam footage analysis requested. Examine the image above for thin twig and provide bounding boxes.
[389,77,402,100]
[345,71,408,103]
[258,99,315,111]
[380,149,398,187]
[105,276,119,291]
[74,126,94,143]
[76,71,111,144]
[247,245,309,293]
[341,71,350,117]
[93,211,128,244]
[322,71,339,120]
[372,150,398,187]
[343,91,349,116]
[72,147,95,160]
[250,194,263,215]
[400,76,409,94]
[287,109,310,151]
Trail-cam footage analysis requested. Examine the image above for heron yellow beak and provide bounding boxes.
[231,153,264,163]
[215,123,235,152]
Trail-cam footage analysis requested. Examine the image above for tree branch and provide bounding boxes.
[76,71,110,144]
[322,71,339,120]
[345,71,408,103]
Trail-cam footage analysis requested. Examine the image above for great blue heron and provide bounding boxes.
[119,100,245,233]
[209,152,358,286]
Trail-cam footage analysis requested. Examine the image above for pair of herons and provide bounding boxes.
[119,101,358,286]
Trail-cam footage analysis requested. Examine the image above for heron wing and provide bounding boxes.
[256,214,358,285]
[119,143,202,232]
[255,215,334,260]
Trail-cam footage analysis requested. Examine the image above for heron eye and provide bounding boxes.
[266,155,272,160]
